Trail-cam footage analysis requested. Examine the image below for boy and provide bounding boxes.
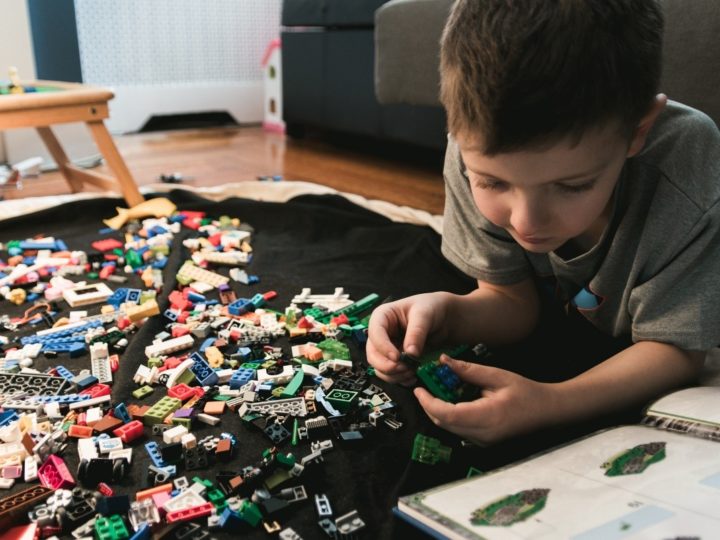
[367,0,720,444]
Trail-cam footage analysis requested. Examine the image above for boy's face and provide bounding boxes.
[458,125,633,254]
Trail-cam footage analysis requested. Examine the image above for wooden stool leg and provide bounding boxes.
[86,120,144,206]
[36,126,85,193]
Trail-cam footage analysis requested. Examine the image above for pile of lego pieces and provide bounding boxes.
[0,207,403,539]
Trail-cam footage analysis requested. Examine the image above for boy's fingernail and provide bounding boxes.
[406,345,418,356]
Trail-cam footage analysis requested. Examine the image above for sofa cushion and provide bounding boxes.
[282,0,391,27]
[661,0,720,127]
[374,0,453,107]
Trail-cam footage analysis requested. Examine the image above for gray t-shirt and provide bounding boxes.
[441,101,720,351]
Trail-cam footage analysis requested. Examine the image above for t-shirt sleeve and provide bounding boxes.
[440,137,531,284]
[629,200,720,351]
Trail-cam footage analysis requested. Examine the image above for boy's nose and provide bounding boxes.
[509,196,549,236]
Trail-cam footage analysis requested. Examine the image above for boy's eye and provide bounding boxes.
[556,179,597,194]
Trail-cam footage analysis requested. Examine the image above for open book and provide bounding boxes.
[396,385,720,539]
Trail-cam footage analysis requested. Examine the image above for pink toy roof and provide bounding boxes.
[261,38,281,67]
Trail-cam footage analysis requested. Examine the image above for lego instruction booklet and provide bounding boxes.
[397,386,720,539]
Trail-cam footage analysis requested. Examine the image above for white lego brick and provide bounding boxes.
[109,448,133,464]
[180,433,196,449]
[163,489,205,513]
[163,425,188,445]
[197,413,220,426]
[145,334,194,359]
[43,402,62,419]
[0,423,21,443]
[216,368,234,384]
[256,365,294,384]
[62,282,113,307]
[85,407,103,426]
[134,364,153,385]
[24,456,38,482]
[69,394,111,410]
[98,437,123,454]
[164,358,195,388]
[77,438,98,461]
[0,477,15,489]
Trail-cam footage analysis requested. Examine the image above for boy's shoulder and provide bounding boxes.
[635,101,720,212]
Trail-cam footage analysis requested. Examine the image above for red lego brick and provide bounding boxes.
[165,502,214,524]
[79,383,112,398]
[91,239,123,252]
[68,425,93,438]
[37,456,75,490]
[167,384,195,402]
[113,420,145,444]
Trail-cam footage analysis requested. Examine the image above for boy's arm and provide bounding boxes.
[444,277,541,346]
[415,341,704,444]
[548,341,705,424]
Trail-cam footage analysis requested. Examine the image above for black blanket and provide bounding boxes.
[0,191,637,539]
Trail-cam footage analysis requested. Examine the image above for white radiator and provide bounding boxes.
[74,0,282,133]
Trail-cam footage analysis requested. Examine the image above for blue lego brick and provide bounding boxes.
[188,352,219,387]
[107,288,130,308]
[229,368,255,389]
[0,411,20,427]
[152,258,168,269]
[235,347,252,362]
[186,291,205,303]
[227,298,253,316]
[114,403,131,423]
[55,365,74,380]
[219,507,244,530]
[199,338,216,353]
[33,394,90,404]
[72,374,99,390]
[164,309,179,322]
[249,293,266,309]
[21,320,103,345]
[42,340,86,357]
[130,523,151,540]
[145,441,166,468]
[124,289,141,304]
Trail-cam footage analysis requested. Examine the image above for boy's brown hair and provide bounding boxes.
[440,0,664,154]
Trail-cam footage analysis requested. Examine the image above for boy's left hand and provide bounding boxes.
[414,355,555,445]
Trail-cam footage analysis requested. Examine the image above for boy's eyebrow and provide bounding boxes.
[465,164,605,183]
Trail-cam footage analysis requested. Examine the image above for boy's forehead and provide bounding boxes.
[456,122,627,162]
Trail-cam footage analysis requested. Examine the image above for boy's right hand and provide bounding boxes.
[366,292,452,385]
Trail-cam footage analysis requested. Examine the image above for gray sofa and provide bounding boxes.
[375,0,720,128]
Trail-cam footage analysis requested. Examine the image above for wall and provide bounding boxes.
[0,0,36,163]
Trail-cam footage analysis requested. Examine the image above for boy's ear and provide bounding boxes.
[627,94,668,157]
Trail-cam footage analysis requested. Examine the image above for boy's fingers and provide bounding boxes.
[440,355,507,388]
[414,387,490,429]
[367,309,401,362]
[403,317,431,357]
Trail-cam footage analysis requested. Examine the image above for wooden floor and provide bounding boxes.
[1,126,447,215]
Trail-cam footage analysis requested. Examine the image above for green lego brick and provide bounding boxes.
[147,357,163,369]
[411,434,452,465]
[94,514,129,540]
[239,500,263,527]
[176,368,197,386]
[207,487,227,512]
[241,362,262,370]
[280,369,305,398]
[316,339,350,360]
[132,385,153,400]
[416,361,461,403]
[325,389,358,413]
[143,396,182,425]
[317,293,380,323]
[171,416,192,429]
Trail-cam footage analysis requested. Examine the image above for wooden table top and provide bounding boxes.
[0,80,114,113]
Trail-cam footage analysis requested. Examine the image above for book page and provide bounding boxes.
[645,386,720,425]
[400,425,720,539]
